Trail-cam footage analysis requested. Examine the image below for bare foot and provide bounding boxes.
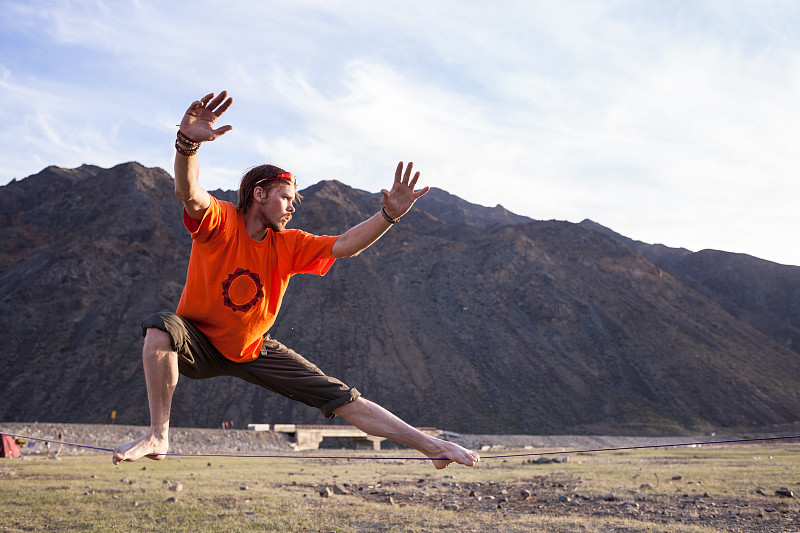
[112,431,169,465]
[426,440,480,469]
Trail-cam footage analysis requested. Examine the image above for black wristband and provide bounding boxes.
[381,206,399,224]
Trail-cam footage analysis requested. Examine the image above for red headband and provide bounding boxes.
[254,172,296,187]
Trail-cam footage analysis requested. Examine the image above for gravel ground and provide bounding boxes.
[0,422,292,456]
[2,422,731,457]
[3,422,798,531]
[348,473,800,533]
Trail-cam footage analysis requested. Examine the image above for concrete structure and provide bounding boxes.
[249,423,441,451]
[273,424,385,451]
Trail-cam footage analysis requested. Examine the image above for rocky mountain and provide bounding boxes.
[580,220,800,355]
[1,162,799,435]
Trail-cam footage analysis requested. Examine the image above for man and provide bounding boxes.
[112,91,480,469]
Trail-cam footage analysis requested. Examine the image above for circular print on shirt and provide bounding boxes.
[221,267,264,313]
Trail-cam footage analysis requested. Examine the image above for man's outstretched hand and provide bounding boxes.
[381,162,430,220]
[179,91,234,143]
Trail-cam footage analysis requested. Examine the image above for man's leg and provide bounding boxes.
[231,337,480,469]
[333,398,480,469]
[112,328,178,464]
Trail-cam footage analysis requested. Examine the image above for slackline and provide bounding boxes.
[2,431,799,462]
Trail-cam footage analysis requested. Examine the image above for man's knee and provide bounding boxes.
[332,396,367,417]
[143,327,174,354]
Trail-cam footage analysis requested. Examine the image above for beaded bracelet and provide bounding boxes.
[175,139,199,156]
[177,130,201,148]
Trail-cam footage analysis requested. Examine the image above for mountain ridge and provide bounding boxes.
[1,162,799,435]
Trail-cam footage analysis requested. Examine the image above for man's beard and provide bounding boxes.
[262,211,287,232]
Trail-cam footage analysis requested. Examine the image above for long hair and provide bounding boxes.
[236,164,302,213]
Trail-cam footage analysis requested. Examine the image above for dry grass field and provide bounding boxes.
[1,443,799,532]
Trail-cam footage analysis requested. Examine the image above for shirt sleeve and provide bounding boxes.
[182,196,228,243]
[290,231,339,276]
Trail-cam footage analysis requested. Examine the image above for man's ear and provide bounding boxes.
[253,186,265,203]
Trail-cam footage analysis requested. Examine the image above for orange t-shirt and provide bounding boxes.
[175,196,338,362]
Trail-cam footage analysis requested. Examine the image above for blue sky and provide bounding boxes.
[2,0,799,265]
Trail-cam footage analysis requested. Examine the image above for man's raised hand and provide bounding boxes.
[179,91,234,143]
[380,162,431,220]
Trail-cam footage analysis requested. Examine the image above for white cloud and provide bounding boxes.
[1,0,800,265]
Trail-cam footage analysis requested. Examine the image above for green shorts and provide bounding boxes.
[141,311,360,418]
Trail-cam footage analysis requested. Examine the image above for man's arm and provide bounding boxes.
[173,92,234,220]
[331,162,429,258]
